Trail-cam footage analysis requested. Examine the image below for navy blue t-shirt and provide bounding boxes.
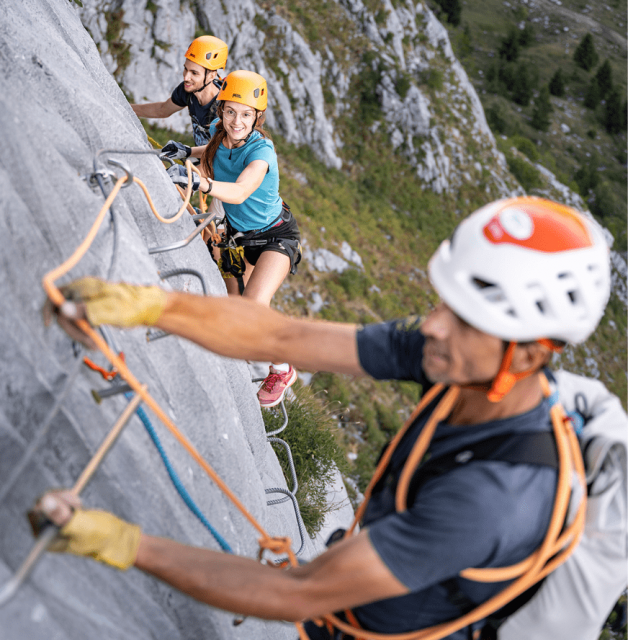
[340,318,557,638]
[171,79,221,146]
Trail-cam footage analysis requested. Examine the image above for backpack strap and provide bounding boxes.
[407,430,559,506]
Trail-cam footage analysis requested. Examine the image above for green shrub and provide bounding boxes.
[435,0,462,26]
[395,72,412,99]
[337,268,369,299]
[506,153,542,191]
[421,68,444,90]
[510,135,539,161]
[262,385,349,536]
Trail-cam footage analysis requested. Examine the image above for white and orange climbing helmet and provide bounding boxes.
[217,70,268,111]
[185,35,228,71]
[429,196,611,345]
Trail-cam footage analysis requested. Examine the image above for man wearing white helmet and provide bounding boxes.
[37,198,612,639]
[131,35,228,161]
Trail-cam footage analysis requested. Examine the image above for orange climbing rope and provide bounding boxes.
[321,377,586,640]
[41,166,309,640]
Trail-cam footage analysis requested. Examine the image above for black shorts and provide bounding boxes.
[228,204,302,275]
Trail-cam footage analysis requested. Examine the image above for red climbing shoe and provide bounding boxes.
[257,365,297,408]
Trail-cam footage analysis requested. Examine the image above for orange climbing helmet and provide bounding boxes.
[217,70,268,111]
[185,36,228,71]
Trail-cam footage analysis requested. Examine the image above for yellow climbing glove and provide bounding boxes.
[61,277,167,327]
[49,509,142,571]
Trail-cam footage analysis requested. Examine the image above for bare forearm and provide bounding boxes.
[135,535,309,620]
[199,178,249,204]
[132,101,178,119]
[134,529,408,621]
[189,145,207,159]
[156,292,363,375]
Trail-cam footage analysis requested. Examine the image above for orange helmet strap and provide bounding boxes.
[487,339,564,403]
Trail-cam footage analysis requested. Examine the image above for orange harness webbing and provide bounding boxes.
[320,377,586,640]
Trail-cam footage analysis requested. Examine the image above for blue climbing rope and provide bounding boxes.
[125,393,233,553]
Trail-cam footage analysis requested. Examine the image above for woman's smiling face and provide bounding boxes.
[222,101,257,145]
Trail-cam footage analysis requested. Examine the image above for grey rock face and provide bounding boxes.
[0,1,335,638]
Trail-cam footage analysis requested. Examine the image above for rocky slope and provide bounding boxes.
[79,0,522,197]
[0,1,351,638]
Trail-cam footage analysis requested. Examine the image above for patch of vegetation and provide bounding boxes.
[262,385,348,536]
[104,9,131,78]
[447,0,626,259]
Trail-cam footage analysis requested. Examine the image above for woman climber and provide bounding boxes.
[168,69,302,408]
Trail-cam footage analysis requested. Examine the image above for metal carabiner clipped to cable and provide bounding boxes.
[107,158,134,188]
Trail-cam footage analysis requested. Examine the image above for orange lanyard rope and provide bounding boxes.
[41,171,306,622]
[323,373,586,640]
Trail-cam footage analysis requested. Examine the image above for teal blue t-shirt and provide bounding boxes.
[209,122,283,232]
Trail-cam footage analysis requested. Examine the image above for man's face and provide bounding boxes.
[420,302,505,386]
[183,59,208,92]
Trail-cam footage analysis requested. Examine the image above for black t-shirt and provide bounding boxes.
[171,78,222,146]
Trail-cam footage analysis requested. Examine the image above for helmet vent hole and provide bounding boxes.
[472,277,493,289]
[568,291,577,304]
[536,300,545,313]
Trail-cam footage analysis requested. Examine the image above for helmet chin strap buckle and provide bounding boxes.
[486,339,563,403]
[487,371,517,403]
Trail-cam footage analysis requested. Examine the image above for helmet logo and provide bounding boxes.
[483,202,593,252]
[233,93,242,98]
[189,53,196,58]
[499,208,534,240]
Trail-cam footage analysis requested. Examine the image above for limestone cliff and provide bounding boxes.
[0,1,340,638]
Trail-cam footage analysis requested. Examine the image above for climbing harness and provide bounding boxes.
[314,376,586,640]
[0,391,144,607]
[218,240,248,294]
[215,203,296,295]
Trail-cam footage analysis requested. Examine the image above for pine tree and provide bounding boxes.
[531,85,553,131]
[549,68,565,97]
[512,64,533,106]
[584,77,601,110]
[594,59,613,99]
[604,88,624,134]
[573,33,598,71]
[436,0,462,26]
[499,26,520,62]
[518,23,534,47]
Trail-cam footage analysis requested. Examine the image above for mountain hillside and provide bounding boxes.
[77,0,626,487]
